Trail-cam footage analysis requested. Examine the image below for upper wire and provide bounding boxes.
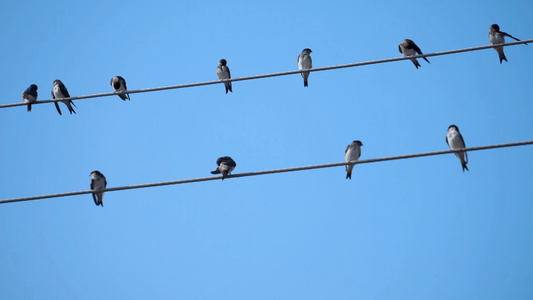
[2,39,531,109]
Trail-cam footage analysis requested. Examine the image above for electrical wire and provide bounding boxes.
[1,39,531,109]
[1,140,532,204]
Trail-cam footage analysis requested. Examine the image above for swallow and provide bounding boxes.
[446,125,469,172]
[297,48,313,87]
[211,156,237,180]
[21,84,38,112]
[110,76,130,100]
[51,79,76,115]
[398,39,430,69]
[345,140,363,180]
[216,59,232,94]
[90,170,107,207]
[488,24,527,64]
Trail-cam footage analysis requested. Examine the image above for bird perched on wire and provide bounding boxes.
[398,39,430,69]
[297,48,313,87]
[216,59,232,94]
[446,125,469,172]
[90,170,107,207]
[21,84,38,112]
[110,76,130,100]
[51,79,76,115]
[211,156,237,180]
[345,140,363,180]
[488,24,527,64]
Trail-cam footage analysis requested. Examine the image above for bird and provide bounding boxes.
[51,79,76,115]
[211,156,237,180]
[110,76,130,100]
[297,48,313,87]
[345,140,363,180]
[488,24,527,64]
[398,39,430,69]
[446,125,469,172]
[21,84,38,112]
[90,170,107,207]
[216,59,232,94]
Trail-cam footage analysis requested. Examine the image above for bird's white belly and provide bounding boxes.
[448,134,463,149]
[53,86,65,98]
[402,48,416,57]
[490,34,505,45]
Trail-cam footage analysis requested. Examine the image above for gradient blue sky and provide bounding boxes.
[1,0,533,299]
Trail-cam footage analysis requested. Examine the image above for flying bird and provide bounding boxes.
[446,125,469,172]
[211,156,237,180]
[297,48,313,87]
[21,84,38,112]
[110,76,130,100]
[398,39,430,69]
[216,59,232,94]
[90,170,107,207]
[51,79,76,115]
[488,24,527,64]
[345,140,363,180]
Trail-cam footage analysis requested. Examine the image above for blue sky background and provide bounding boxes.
[1,0,533,298]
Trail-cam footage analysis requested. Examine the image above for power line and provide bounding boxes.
[2,39,531,109]
[1,140,532,204]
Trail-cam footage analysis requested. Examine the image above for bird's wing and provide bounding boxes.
[413,43,424,55]
[501,31,523,43]
[59,84,70,98]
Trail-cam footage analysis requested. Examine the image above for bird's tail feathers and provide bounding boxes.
[54,102,62,115]
[68,102,76,114]
[27,103,32,112]
[500,53,508,64]
[302,72,309,87]
[411,59,421,69]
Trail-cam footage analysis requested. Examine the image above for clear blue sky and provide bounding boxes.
[1,0,533,299]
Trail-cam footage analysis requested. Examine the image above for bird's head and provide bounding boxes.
[448,125,459,132]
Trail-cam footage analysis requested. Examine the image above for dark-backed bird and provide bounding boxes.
[489,24,527,64]
[21,84,38,112]
[90,170,107,207]
[446,125,469,172]
[211,156,236,180]
[110,76,130,100]
[216,59,232,94]
[51,79,76,115]
[297,48,313,87]
[398,39,430,69]
[345,140,363,180]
